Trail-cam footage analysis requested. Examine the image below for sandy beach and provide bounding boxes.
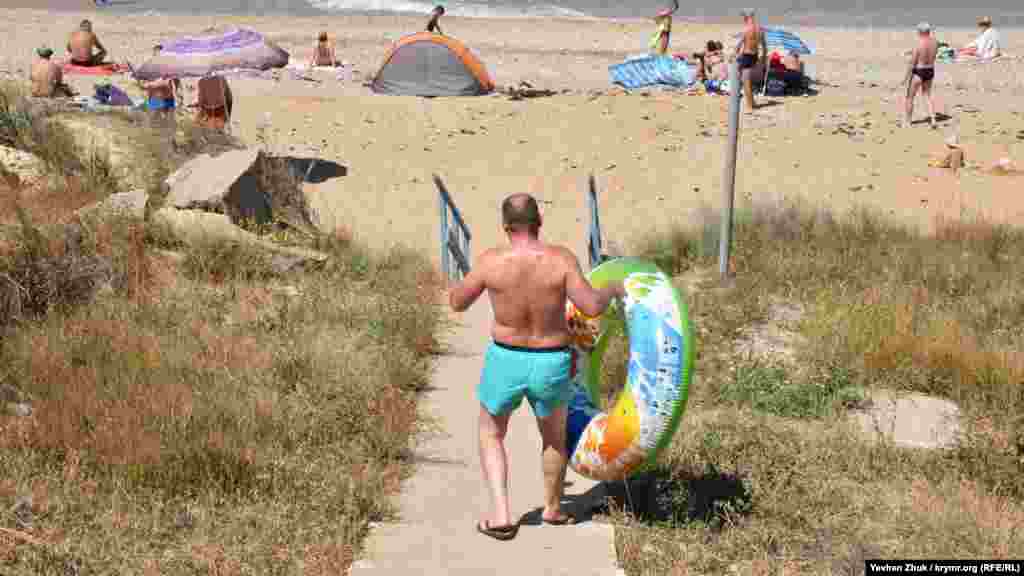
[2,6,1023,259]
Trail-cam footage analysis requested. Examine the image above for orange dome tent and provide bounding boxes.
[371,32,494,97]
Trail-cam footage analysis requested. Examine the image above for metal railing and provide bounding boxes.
[435,174,471,283]
[586,173,605,271]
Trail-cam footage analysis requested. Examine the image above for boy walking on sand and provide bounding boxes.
[905,22,938,128]
[448,194,624,541]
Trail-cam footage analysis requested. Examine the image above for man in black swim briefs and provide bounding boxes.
[735,8,767,111]
[905,21,939,128]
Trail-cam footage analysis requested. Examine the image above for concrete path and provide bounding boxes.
[350,298,622,576]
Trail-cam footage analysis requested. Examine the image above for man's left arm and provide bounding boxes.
[448,253,487,312]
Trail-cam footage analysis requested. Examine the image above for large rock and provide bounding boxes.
[851,390,961,450]
[151,208,327,273]
[75,189,149,220]
[164,148,269,224]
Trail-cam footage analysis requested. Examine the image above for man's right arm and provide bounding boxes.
[564,249,624,318]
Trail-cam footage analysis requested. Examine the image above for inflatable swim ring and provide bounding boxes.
[565,257,694,481]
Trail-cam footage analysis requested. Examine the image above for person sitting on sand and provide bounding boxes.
[30,47,74,98]
[426,5,445,35]
[905,22,938,129]
[930,134,965,173]
[782,50,805,94]
[958,16,1001,59]
[703,41,727,81]
[313,32,337,67]
[67,19,108,67]
[194,75,233,131]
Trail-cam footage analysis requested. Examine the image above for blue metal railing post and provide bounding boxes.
[587,173,604,271]
[434,174,472,283]
[440,188,450,281]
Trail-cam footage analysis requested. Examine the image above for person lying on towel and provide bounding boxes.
[67,20,108,67]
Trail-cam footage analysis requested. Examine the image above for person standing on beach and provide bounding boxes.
[30,47,74,98]
[904,22,938,128]
[67,20,108,67]
[734,8,766,111]
[426,6,445,35]
[448,193,624,541]
[649,0,679,55]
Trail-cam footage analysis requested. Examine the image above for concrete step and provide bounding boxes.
[350,521,622,576]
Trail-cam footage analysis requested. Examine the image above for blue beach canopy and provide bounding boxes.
[763,28,813,55]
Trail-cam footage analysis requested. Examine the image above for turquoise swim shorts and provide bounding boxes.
[478,341,572,418]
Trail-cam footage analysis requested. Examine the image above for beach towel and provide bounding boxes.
[61,62,128,76]
[93,83,134,106]
[609,55,696,90]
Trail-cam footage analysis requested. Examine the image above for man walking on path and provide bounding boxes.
[905,22,939,128]
[447,193,624,541]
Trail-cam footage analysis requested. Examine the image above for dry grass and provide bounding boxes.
[0,90,443,574]
[609,202,1024,574]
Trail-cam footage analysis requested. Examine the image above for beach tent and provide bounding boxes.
[133,27,289,80]
[371,32,494,97]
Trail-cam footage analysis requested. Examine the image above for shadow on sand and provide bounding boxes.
[595,468,752,526]
[284,157,348,184]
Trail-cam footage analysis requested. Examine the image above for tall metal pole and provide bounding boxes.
[718,59,741,281]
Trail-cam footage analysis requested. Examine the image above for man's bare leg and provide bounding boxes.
[742,68,756,110]
[923,80,936,127]
[536,406,570,521]
[479,405,513,527]
[904,78,919,128]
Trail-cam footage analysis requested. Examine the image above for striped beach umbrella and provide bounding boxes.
[763,28,813,56]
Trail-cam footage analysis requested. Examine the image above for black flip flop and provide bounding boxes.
[477,520,519,541]
[542,512,579,526]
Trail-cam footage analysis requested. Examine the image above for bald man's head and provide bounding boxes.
[501,193,541,233]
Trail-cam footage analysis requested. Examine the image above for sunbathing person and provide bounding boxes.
[426,6,444,35]
[313,32,337,67]
[194,75,233,132]
[782,50,805,94]
[958,16,1001,59]
[30,47,74,98]
[703,41,727,81]
[67,20,108,67]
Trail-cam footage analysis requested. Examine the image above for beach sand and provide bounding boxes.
[2,6,1023,260]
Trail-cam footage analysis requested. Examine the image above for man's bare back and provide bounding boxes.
[741,24,762,57]
[30,59,61,97]
[913,35,938,69]
[68,26,106,65]
[471,243,579,349]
